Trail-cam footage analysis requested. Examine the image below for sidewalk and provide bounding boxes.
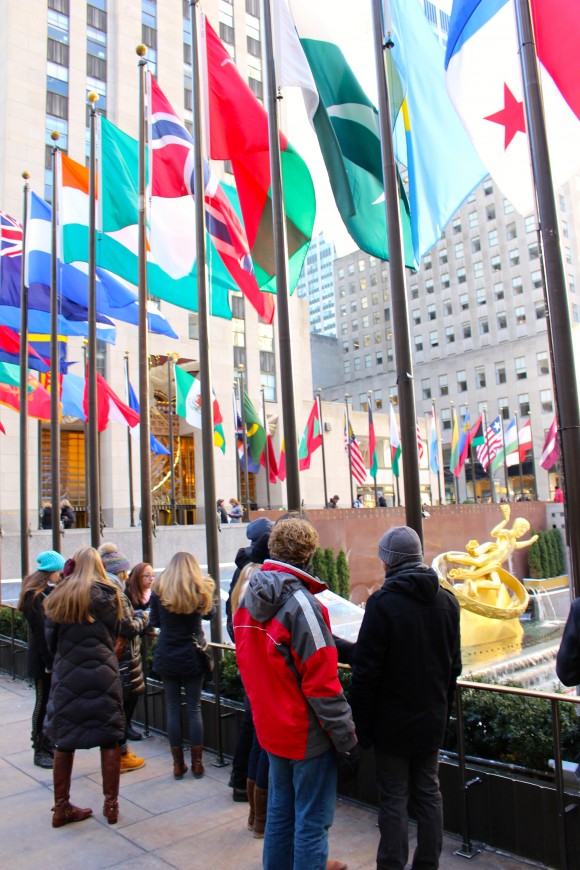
[0,674,543,869]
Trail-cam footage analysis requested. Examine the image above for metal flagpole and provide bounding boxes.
[372,0,422,544]
[166,355,177,524]
[344,395,355,507]
[369,391,378,506]
[136,46,154,565]
[513,412,525,499]
[515,0,580,596]
[482,409,495,502]
[261,387,271,510]
[470,442,478,503]
[49,131,61,553]
[238,366,251,518]
[232,386,242,505]
[87,92,101,549]
[499,409,510,501]
[261,0,301,512]
[124,352,136,527]
[528,414,539,500]
[316,389,329,509]
[432,400,443,506]
[19,172,30,579]
[190,3,221,640]
[451,401,459,506]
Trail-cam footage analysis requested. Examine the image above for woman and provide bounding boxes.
[217,499,229,525]
[17,549,66,769]
[229,498,243,523]
[149,552,215,780]
[43,547,124,827]
[125,562,155,611]
[60,499,75,530]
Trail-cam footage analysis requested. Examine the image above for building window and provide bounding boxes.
[425,279,434,295]
[364,354,372,368]
[429,330,439,348]
[422,379,431,400]
[463,322,472,339]
[474,261,484,279]
[412,309,421,326]
[342,341,349,354]
[354,357,361,371]
[445,326,455,344]
[488,229,498,246]
[468,212,478,229]
[519,393,530,416]
[512,276,523,295]
[452,218,461,234]
[486,204,496,221]
[457,370,467,392]
[441,273,450,290]
[376,350,383,365]
[454,242,464,260]
[475,366,486,388]
[537,351,549,376]
[540,389,553,413]
[494,282,504,301]
[443,299,452,317]
[441,408,451,431]
[427,304,436,321]
[483,179,493,195]
[529,242,540,259]
[459,293,469,311]
[491,256,501,272]
[531,270,543,290]
[515,306,526,325]
[496,364,507,385]
[457,267,466,283]
[414,335,423,352]
[476,288,487,306]
[439,248,448,265]
[344,360,350,374]
[515,357,527,380]
[479,318,490,334]
[471,237,481,253]
[498,398,509,420]
[525,214,536,233]
[535,300,546,319]
[46,91,68,119]
[188,312,199,340]
[497,312,507,330]
[439,374,449,396]
[509,249,520,267]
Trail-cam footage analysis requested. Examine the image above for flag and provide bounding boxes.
[0,210,22,258]
[445,0,580,215]
[0,326,49,373]
[174,365,225,453]
[242,391,267,466]
[61,372,87,420]
[387,0,486,259]
[276,0,415,267]
[298,399,323,471]
[260,434,279,483]
[344,414,367,486]
[203,16,315,297]
[540,417,559,469]
[454,410,471,476]
[235,411,261,474]
[369,405,378,478]
[416,422,424,462]
[493,417,517,471]
[429,408,439,475]
[0,362,51,420]
[127,381,171,456]
[450,407,460,476]
[476,415,503,470]
[278,437,286,482]
[0,419,4,435]
[463,414,485,466]
[506,417,532,466]
[149,75,274,324]
[83,373,140,433]
[389,402,401,477]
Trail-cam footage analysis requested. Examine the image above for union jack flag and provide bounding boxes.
[0,210,22,258]
[148,74,274,324]
[344,415,367,486]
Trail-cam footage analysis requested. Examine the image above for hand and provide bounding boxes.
[336,744,360,784]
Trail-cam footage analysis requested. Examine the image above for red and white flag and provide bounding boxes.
[344,415,367,486]
[540,417,559,470]
[83,373,140,433]
[416,422,424,461]
[476,415,503,470]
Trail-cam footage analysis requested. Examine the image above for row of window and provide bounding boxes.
[419,353,550,402]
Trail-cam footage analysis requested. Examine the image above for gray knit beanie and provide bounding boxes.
[377,526,423,566]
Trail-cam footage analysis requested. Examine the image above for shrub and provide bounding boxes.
[527,529,566,578]
[312,547,326,582]
[0,607,28,642]
[324,547,338,593]
[336,549,351,600]
[218,649,245,702]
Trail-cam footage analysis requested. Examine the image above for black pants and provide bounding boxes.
[31,672,52,743]
[231,693,254,788]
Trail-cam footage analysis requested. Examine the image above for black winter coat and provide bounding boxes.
[149,591,211,679]
[44,581,124,751]
[349,560,461,755]
[556,598,580,686]
[20,588,53,680]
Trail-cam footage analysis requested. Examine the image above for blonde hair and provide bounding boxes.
[230,564,257,615]
[153,552,215,615]
[44,546,122,624]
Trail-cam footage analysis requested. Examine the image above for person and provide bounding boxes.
[43,546,125,827]
[40,502,53,530]
[149,552,215,780]
[349,526,461,870]
[327,495,340,509]
[125,562,155,611]
[217,499,229,524]
[353,496,364,508]
[17,549,66,769]
[554,485,564,503]
[60,499,75,530]
[229,497,244,523]
[233,516,359,870]
[99,544,150,756]
[377,493,387,508]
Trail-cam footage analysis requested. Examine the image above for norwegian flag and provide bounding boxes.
[148,74,274,324]
[416,422,424,461]
[0,210,22,258]
[344,414,367,486]
[476,415,503,471]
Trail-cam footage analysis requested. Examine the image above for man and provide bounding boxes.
[234,516,358,870]
[327,495,340,508]
[349,526,461,870]
[377,493,387,508]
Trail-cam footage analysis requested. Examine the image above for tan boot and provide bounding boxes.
[253,785,267,839]
[171,746,188,780]
[191,745,204,779]
[246,779,256,831]
[327,862,348,870]
[101,746,122,825]
[51,750,93,829]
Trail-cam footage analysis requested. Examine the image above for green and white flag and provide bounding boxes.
[275,0,415,267]
[389,401,401,478]
[174,365,225,453]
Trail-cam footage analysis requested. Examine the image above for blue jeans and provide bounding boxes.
[375,749,443,870]
[162,674,204,748]
[263,748,337,870]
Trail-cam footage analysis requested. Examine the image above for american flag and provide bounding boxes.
[476,415,503,470]
[344,415,367,485]
[416,422,424,460]
[0,210,22,258]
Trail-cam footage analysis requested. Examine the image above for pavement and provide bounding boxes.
[0,673,544,870]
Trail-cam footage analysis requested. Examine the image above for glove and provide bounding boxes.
[336,744,360,784]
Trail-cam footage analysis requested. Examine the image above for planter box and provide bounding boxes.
[0,637,29,680]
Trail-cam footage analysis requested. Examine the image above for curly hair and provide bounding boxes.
[268,517,319,568]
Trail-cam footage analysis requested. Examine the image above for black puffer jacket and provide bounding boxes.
[20,587,53,680]
[350,560,461,755]
[44,581,124,751]
[556,597,580,686]
[149,591,212,679]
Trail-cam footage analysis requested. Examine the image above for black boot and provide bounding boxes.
[33,734,53,769]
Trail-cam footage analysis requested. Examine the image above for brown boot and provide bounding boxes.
[246,779,256,831]
[171,746,188,779]
[191,745,204,779]
[51,750,93,828]
[327,862,348,870]
[253,785,267,839]
[101,746,122,825]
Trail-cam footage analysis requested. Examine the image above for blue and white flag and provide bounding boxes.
[429,408,439,475]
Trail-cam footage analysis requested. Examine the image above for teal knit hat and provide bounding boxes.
[36,550,66,573]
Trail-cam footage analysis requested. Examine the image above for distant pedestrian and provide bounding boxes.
[353,496,364,508]
[60,499,75,529]
[229,498,243,523]
[217,499,229,524]
[327,495,340,509]
[554,486,564,503]
[40,503,53,530]
[377,493,387,508]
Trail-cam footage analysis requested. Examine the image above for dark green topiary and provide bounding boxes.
[0,607,28,642]
[311,547,326,582]
[336,549,351,600]
[324,547,338,593]
[527,529,565,578]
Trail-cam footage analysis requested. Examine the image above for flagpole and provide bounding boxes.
[136,46,154,565]
[166,354,178,524]
[450,402,459,505]
[238,366,251,517]
[87,92,101,550]
[19,171,30,579]
[261,386,271,510]
[499,408,510,501]
[372,0,422,543]
[515,0,580,595]
[261,0,301,513]
[432,400,442,506]
[124,352,136,527]
[190,3,221,641]
[233,386,242,505]
[344,395,355,507]
[482,409,495,503]
[316,389,329,509]
[469,441,478,503]
[528,415,538,500]
[369,391,378,506]
[49,131,61,554]
[513,412,524,500]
